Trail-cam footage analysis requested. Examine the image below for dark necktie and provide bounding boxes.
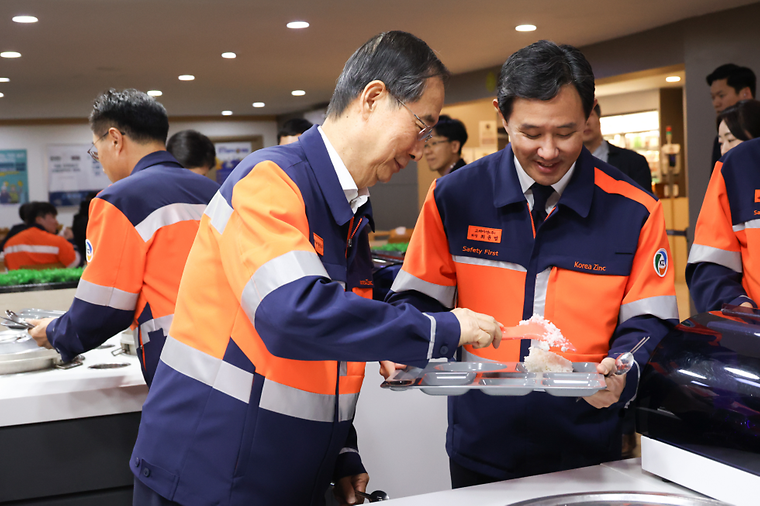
[531,183,554,226]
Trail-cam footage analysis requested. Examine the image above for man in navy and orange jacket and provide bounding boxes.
[687,138,760,311]
[129,32,502,506]
[29,89,218,386]
[4,202,80,270]
[387,40,678,487]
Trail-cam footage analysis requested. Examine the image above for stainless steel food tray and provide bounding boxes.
[507,491,727,505]
[381,361,607,397]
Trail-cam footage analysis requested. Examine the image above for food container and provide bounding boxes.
[382,361,606,397]
[0,330,62,375]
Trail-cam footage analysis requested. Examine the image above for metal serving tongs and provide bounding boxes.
[610,336,650,376]
[2,310,36,330]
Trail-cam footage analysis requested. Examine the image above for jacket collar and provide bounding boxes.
[298,126,358,227]
[130,150,183,176]
[493,144,595,219]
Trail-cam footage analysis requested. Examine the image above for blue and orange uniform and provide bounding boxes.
[387,145,678,480]
[3,225,79,270]
[130,126,461,505]
[45,151,218,385]
[687,138,760,312]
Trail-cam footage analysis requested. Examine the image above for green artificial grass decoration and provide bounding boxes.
[373,242,409,253]
[0,267,84,287]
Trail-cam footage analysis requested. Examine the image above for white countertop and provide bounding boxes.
[379,458,710,505]
[0,333,148,427]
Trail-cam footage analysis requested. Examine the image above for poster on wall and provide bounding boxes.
[47,144,111,206]
[214,141,252,185]
[0,149,29,205]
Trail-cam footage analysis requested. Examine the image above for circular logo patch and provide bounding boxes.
[654,248,668,277]
[85,239,94,263]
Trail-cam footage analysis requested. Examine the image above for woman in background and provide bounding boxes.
[717,99,760,155]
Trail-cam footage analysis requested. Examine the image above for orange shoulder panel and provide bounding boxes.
[594,168,657,214]
[692,163,738,252]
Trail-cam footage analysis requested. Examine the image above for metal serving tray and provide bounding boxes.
[381,361,607,397]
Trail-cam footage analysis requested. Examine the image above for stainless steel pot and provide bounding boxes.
[0,330,62,375]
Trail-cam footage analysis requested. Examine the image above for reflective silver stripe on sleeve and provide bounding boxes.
[339,447,359,455]
[390,269,456,308]
[139,314,174,345]
[619,295,679,323]
[259,378,358,422]
[75,278,139,311]
[687,244,742,273]
[160,335,253,403]
[424,313,436,360]
[66,251,81,268]
[532,267,551,317]
[4,244,59,254]
[452,255,527,272]
[134,203,207,241]
[205,192,234,234]
[240,249,329,322]
[733,218,760,232]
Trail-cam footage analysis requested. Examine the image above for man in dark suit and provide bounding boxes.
[583,104,652,192]
[706,64,755,170]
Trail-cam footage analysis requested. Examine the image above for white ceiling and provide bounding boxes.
[0,0,755,120]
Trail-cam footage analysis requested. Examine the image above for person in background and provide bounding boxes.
[3,201,80,270]
[0,202,34,251]
[27,89,219,386]
[716,99,760,156]
[583,103,652,192]
[129,31,503,506]
[70,191,99,266]
[707,64,756,169]
[277,117,313,145]
[387,40,678,487]
[687,136,760,311]
[166,129,217,177]
[423,114,468,177]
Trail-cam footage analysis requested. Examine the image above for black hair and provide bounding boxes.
[18,202,33,222]
[166,130,217,169]
[717,99,760,141]
[25,202,57,226]
[326,31,450,118]
[277,118,313,144]
[89,89,170,144]
[706,64,756,98]
[496,40,595,122]
[432,115,468,154]
[593,103,601,116]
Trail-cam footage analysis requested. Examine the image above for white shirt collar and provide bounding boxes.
[591,140,610,163]
[513,155,576,213]
[318,125,370,214]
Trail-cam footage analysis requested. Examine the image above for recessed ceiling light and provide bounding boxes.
[221,52,236,59]
[665,76,681,83]
[222,110,233,116]
[291,90,306,96]
[147,90,162,97]
[1,52,22,59]
[12,15,38,23]
[515,24,536,32]
[0,78,9,83]
[252,102,265,108]
[287,21,309,29]
[178,74,195,81]
[0,93,4,98]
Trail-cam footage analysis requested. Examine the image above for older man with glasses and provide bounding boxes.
[28,88,218,387]
[128,31,504,506]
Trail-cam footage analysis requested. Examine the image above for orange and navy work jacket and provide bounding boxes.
[687,138,760,312]
[46,152,218,385]
[130,127,460,505]
[387,145,678,479]
[3,225,79,270]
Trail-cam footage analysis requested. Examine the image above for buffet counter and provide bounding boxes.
[380,458,710,505]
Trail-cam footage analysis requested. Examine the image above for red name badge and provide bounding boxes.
[467,226,502,244]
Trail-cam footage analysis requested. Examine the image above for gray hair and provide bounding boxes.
[326,31,449,118]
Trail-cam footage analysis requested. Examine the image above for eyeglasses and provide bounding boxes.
[87,129,126,161]
[395,97,434,142]
[424,139,451,149]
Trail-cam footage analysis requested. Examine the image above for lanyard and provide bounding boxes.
[345,216,363,258]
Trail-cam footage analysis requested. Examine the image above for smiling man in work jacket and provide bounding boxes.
[29,89,219,386]
[130,31,503,506]
[387,40,679,487]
